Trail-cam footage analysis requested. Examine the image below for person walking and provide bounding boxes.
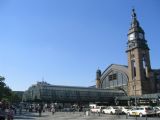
[51,106,55,115]
[0,101,6,120]
[7,106,14,120]
[0,107,5,120]
[38,106,42,117]
[38,103,43,117]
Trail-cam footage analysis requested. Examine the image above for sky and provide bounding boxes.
[0,0,160,91]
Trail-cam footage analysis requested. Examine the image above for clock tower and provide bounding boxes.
[126,9,153,96]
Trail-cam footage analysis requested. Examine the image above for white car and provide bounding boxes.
[102,106,122,114]
[153,106,160,116]
[127,106,155,117]
[90,106,106,113]
[119,106,131,114]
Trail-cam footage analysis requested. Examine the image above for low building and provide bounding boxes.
[22,81,125,104]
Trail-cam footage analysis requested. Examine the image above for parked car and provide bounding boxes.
[102,106,122,114]
[127,106,155,117]
[89,104,96,109]
[90,106,106,113]
[153,106,160,116]
[119,106,132,114]
[62,108,75,112]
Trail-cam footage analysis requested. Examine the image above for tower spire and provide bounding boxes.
[96,68,101,88]
[132,8,136,19]
[131,8,139,28]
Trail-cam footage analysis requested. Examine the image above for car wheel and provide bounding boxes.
[139,113,143,117]
[110,111,113,115]
[127,112,130,116]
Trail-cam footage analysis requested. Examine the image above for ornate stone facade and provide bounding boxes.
[97,9,160,97]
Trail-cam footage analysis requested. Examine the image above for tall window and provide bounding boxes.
[108,73,117,87]
[142,54,146,78]
[131,59,136,79]
[109,74,117,81]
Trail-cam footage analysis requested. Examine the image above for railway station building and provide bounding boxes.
[23,9,160,106]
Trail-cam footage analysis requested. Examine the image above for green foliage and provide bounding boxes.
[11,92,22,103]
[0,76,22,103]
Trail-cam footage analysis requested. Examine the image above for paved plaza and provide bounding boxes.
[14,111,160,120]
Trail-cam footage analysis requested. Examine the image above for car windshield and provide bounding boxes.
[145,107,152,110]
[124,107,131,109]
[113,106,119,109]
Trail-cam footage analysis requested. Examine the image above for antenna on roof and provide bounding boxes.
[42,77,44,82]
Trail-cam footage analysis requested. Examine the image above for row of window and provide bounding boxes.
[101,72,128,88]
[109,74,117,81]
[23,82,125,101]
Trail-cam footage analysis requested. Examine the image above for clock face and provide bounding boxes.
[129,33,135,41]
[139,33,143,39]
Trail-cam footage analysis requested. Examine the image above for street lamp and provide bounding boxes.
[133,79,137,107]
[133,80,137,120]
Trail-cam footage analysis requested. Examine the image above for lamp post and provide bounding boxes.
[133,80,137,120]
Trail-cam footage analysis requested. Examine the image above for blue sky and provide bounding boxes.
[0,0,159,91]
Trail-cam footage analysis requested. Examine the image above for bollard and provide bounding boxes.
[118,112,120,118]
[135,113,137,120]
[86,111,89,116]
[98,112,100,116]
[126,114,128,119]
[84,111,86,115]
[145,115,147,120]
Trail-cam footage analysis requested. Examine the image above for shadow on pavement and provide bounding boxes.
[14,112,49,119]
[14,116,35,119]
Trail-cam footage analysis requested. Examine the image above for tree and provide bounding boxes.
[0,76,13,102]
[0,76,6,99]
[0,76,23,103]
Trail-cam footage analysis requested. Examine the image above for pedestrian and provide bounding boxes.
[51,107,55,115]
[7,106,14,120]
[0,101,6,120]
[38,104,43,117]
[38,106,42,117]
[0,107,5,120]
[19,105,22,115]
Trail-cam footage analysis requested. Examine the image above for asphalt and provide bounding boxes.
[13,111,160,120]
